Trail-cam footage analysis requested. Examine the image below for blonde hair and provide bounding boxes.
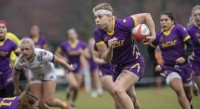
[19,92,38,109]
[92,3,113,13]
[192,5,200,15]
[188,5,200,26]
[20,38,35,51]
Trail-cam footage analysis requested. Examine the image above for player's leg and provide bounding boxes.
[113,70,139,109]
[183,85,193,108]
[194,75,200,96]
[101,75,122,109]
[167,72,190,109]
[91,68,103,97]
[30,82,48,109]
[65,73,78,100]
[43,80,67,109]
[69,73,83,108]
[66,72,80,109]
[127,85,140,109]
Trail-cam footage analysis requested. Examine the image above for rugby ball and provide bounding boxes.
[132,24,150,43]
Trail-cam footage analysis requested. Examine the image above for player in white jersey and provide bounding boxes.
[13,38,73,109]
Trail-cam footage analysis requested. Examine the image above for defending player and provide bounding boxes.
[92,3,156,109]
[148,11,193,109]
[13,38,73,109]
[187,5,200,97]
[0,20,19,97]
[0,91,39,109]
[55,28,87,109]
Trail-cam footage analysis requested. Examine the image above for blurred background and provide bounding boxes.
[0,0,200,108]
[0,0,199,78]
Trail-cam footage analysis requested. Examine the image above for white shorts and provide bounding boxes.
[166,72,192,87]
[28,70,57,84]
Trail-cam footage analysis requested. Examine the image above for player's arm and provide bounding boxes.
[147,45,158,67]
[183,38,193,60]
[53,55,74,71]
[93,50,106,64]
[13,69,22,96]
[96,37,118,63]
[133,13,156,43]
[55,47,68,62]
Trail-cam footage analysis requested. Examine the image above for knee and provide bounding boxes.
[44,98,54,107]
[174,87,186,97]
[70,83,79,90]
[113,86,125,97]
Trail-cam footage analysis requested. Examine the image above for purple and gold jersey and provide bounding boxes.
[0,38,18,72]
[94,16,140,65]
[187,23,200,62]
[25,35,47,49]
[0,96,19,109]
[59,40,87,72]
[150,24,190,65]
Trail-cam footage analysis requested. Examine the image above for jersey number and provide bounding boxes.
[0,97,16,107]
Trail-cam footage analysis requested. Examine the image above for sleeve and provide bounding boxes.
[59,42,67,54]
[93,45,99,55]
[41,49,54,62]
[177,24,190,42]
[6,32,20,45]
[94,30,105,46]
[10,40,19,52]
[118,16,138,31]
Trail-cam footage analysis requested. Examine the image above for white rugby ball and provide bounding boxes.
[132,24,150,43]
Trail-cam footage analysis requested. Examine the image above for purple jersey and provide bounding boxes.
[187,23,200,62]
[0,96,19,109]
[151,24,190,65]
[0,38,18,72]
[94,16,140,65]
[59,40,87,72]
[187,23,200,77]
[25,35,47,49]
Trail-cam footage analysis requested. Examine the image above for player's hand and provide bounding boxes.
[68,64,74,71]
[175,57,185,64]
[108,37,118,50]
[143,35,156,45]
[188,52,194,60]
[155,65,162,72]
[14,88,22,96]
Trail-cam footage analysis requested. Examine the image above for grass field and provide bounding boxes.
[50,87,200,109]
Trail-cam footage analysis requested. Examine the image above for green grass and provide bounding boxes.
[51,87,200,109]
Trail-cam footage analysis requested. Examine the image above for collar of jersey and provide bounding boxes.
[68,39,79,48]
[106,19,115,36]
[161,25,175,36]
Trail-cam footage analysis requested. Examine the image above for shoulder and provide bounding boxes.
[175,24,187,31]
[187,23,195,32]
[156,30,163,37]
[6,32,17,39]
